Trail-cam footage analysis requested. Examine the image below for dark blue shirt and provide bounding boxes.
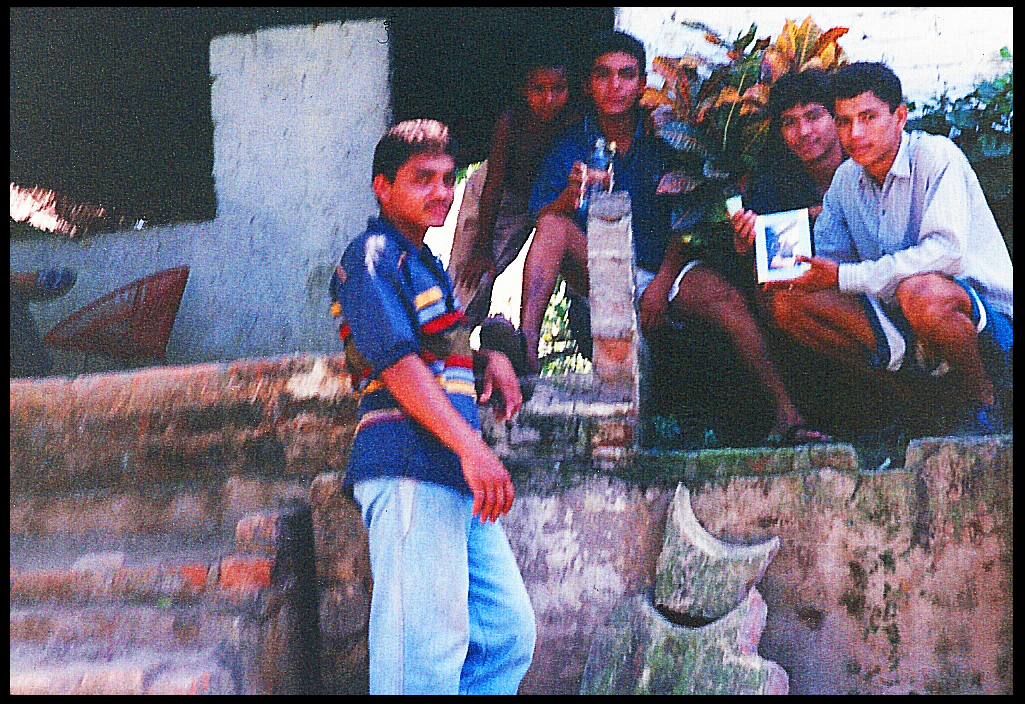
[528,113,673,273]
[329,216,479,494]
[745,152,823,215]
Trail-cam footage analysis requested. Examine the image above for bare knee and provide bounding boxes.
[674,266,747,319]
[896,274,972,340]
[534,212,577,240]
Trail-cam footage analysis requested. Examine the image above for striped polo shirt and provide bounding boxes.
[330,216,479,494]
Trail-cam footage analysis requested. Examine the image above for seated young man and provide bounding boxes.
[329,120,535,694]
[764,62,1013,434]
[520,30,827,444]
[731,69,845,251]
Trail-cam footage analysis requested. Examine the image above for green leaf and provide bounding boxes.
[1000,46,1011,59]
[979,132,1012,158]
[949,108,979,130]
[733,23,758,53]
[975,82,999,102]
[658,121,713,157]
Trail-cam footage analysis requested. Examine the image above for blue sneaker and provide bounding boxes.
[952,400,1004,436]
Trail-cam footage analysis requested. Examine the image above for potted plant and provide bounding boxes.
[641,16,849,248]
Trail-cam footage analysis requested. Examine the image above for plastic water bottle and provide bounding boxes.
[578,137,613,220]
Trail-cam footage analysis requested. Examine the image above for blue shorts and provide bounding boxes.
[860,279,1012,390]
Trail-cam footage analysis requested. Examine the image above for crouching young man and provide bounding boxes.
[330,120,536,694]
[766,63,1013,434]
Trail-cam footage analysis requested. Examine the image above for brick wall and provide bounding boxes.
[9,356,1014,694]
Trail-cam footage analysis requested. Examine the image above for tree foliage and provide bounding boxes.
[907,48,1013,255]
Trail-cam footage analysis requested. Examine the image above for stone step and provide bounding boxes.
[10,604,245,659]
[10,552,274,606]
[9,644,239,695]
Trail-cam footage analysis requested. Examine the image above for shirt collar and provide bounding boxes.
[582,110,644,153]
[368,215,417,252]
[858,130,911,187]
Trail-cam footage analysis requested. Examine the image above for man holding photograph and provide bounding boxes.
[763,62,1013,435]
[730,68,844,258]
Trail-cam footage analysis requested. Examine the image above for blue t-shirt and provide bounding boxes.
[329,216,479,494]
[528,113,674,273]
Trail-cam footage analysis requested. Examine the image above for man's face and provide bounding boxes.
[779,102,840,165]
[374,153,456,235]
[523,67,570,123]
[587,51,646,117]
[834,90,908,176]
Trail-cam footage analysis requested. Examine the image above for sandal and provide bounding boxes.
[766,425,834,447]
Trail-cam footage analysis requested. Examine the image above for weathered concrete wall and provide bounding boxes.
[9,20,389,375]
[615,7,1014,111]
[10,356,1013,694]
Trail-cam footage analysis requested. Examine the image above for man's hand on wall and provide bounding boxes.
[478,349,522,421]
[639,276,672,333]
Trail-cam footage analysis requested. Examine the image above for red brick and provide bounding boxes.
[235,511,280,555]
[219,555,272,591]
[176,563,210,590]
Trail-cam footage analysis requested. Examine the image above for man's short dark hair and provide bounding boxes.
[587,30,646,75]
[518,42,568,85]
[372,119,456,182]
[767,69,835,118]
[832,62,904,113]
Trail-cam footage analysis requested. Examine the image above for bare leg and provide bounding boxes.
[519,213,588,374]
[670,264,803,438]
[768,288,877,365]
[897,273,994,405]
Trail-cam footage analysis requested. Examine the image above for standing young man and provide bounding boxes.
[330,120,536,694]
[765,62,1013,434]
[522,31,825,444]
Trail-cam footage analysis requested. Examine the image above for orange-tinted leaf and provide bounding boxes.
[811,27,849,58]
[742,83,770,107]
[652,56,681,83]
[753,37,771,52]
[695,96,716,124]
[657,171,705,194]
[776,19,799,60]
[761,47,789,82]
[677,71,693,117]
[793,16,821,67]
[705,32,728,47]
[714,86,742,107]
[800,57,826,72]
[640,87,673,110]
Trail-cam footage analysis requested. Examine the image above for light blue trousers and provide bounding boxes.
[352,478,536,694]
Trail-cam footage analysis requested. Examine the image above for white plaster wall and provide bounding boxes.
[615,7,1014,111]
[11,20,391,374]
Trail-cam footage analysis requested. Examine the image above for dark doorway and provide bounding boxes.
[11,8,612,230]
[387,7,614,165]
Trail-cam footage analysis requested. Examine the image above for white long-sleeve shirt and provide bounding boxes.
[814,130,1013,318]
